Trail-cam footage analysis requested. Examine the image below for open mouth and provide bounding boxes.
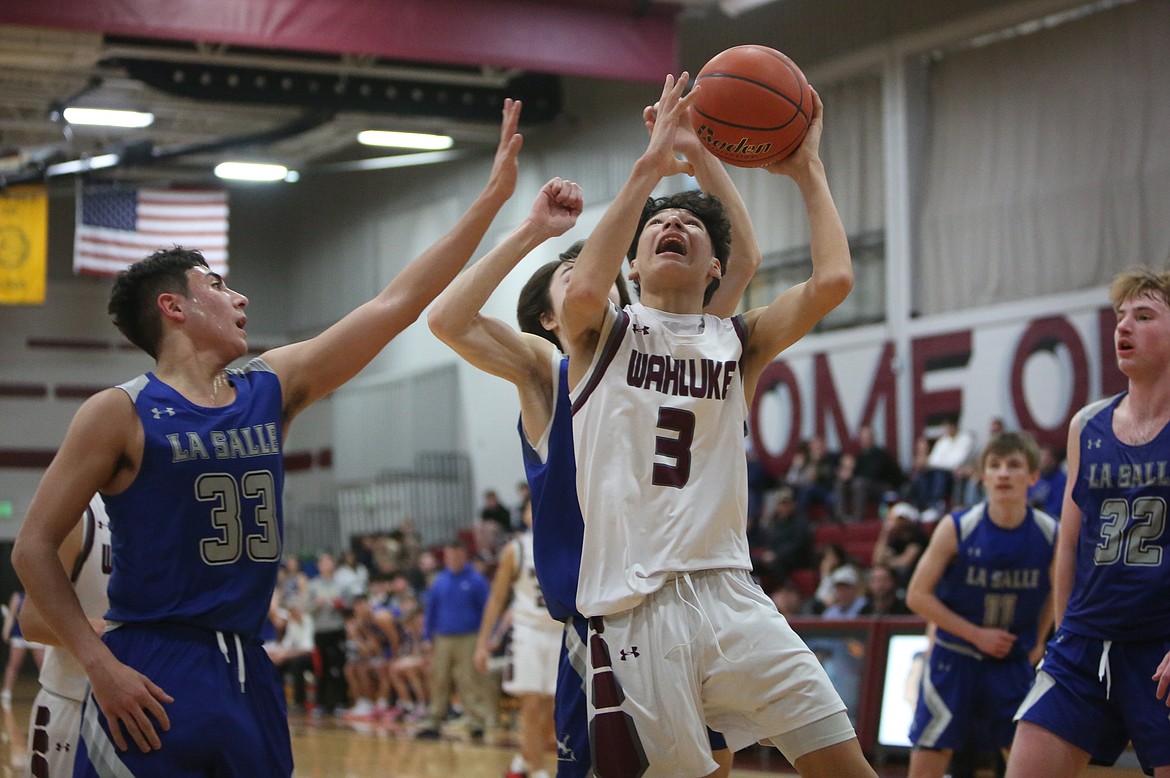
[656,234,687,256]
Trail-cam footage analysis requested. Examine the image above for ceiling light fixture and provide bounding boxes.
[356,130,454,150]
[214,161,292,182]
[62,107,155,128]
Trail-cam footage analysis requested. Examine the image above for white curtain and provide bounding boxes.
[917,0,1170,315]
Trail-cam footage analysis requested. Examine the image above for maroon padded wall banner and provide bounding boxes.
[0,0,680,82]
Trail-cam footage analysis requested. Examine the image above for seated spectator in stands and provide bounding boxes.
[1027,444,1066,519]
[343,593,397,719]
[388,605,430,720]
[921,417,976,518]
[903,436,935,511]
[770,578,808,618]
[277,555,309,608]
[860,563,911,616]
[335,548,370,602]
[265,597,316,713]
[821,566,868,618]
[873,501,931,587]
[791,435,842,518]
[837,425,904,524]
[748,486,814,585]
[807,543,863,616]
[479,489,512,533]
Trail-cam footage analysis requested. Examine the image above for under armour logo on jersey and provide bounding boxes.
[151,407,175,419]
[56,742,71,752]
[556,733,577,762]
[1087,439,1102,449]
[619,646,640,660]
[632,323,650,335]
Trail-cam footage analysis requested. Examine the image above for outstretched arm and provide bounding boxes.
[561,73,698,382]
[740,89,854,397]
[642,102,762,318]
[263,99,526,422]
[428,177,583,386]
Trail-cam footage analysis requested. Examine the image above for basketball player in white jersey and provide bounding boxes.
[475,500,562,778]
[559,73,876,777]
[18,495,110,778]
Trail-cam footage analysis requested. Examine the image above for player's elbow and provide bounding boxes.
[904,586,926,616]
[426,305,459,344]
[817,266,854,307]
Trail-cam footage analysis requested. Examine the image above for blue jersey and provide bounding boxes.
[520,354,583,622]
[934,502,1057,659]
[1064,394,1170,641]
[104,359,284,640]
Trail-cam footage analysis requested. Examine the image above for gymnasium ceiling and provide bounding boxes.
[0,0,1030,186]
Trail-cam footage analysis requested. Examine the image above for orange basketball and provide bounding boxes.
[691,45,811,168]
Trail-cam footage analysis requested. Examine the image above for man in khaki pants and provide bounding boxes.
[415,540,493,740]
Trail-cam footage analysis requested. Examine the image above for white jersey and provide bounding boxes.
[38,496,111,701]
[509,531,561,633]
[571,302,752,616]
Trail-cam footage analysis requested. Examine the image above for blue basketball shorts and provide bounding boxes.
[909,642,1035,751]
[73,622,293,778]
[1015,627,1170,775]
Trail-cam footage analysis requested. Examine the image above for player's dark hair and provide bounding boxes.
[108,246,210,359]
[627,190,732,306]
[981,431,1041,472]
[516,240,632,349]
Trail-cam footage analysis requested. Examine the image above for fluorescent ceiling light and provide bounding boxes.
[214,162,291,182]
[45,153,121,176]
[356,130,453,150]
[62,107,154,128]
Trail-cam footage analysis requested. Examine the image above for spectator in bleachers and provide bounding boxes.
[807,543,863,615]
[415,539,492,740]
[820,566,868,618]
[791,435,842,518]
[342,593,397,720]
[1027,444,1066,519]
[265,596,316,713]
[770,578,808,618]
[335,548,370,602]
[388,605,430,720]
[478,489,512,533]
[860,564,911,616]
[921,417,977,520]
[307,552,350,717]
[872,501,931,587]
[837,425,904,524]
[749,486,814,586]
[277,555,309,608]
[903,436,935,512]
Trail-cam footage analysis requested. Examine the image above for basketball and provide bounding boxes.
[691,45,812,168]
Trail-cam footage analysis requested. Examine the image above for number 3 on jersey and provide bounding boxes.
[196,470,282,565]
[653,407,696,488]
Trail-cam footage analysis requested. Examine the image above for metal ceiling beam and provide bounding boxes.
[0,0,681,83]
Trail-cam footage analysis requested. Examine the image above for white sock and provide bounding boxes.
[531,770,550,778]
[509,754,529,773]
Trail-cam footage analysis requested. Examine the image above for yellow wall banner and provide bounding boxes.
[0,184,48,305]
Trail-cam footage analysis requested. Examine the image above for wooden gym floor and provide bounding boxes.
[0,674,1146,777]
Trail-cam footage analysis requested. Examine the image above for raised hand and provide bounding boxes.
[486,98,524,201]
[528,177,584,239]
[764,86,824,177]
[640,73,701,180]
[642,101,703,177]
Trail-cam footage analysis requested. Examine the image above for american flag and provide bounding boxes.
[73,185,229,276]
